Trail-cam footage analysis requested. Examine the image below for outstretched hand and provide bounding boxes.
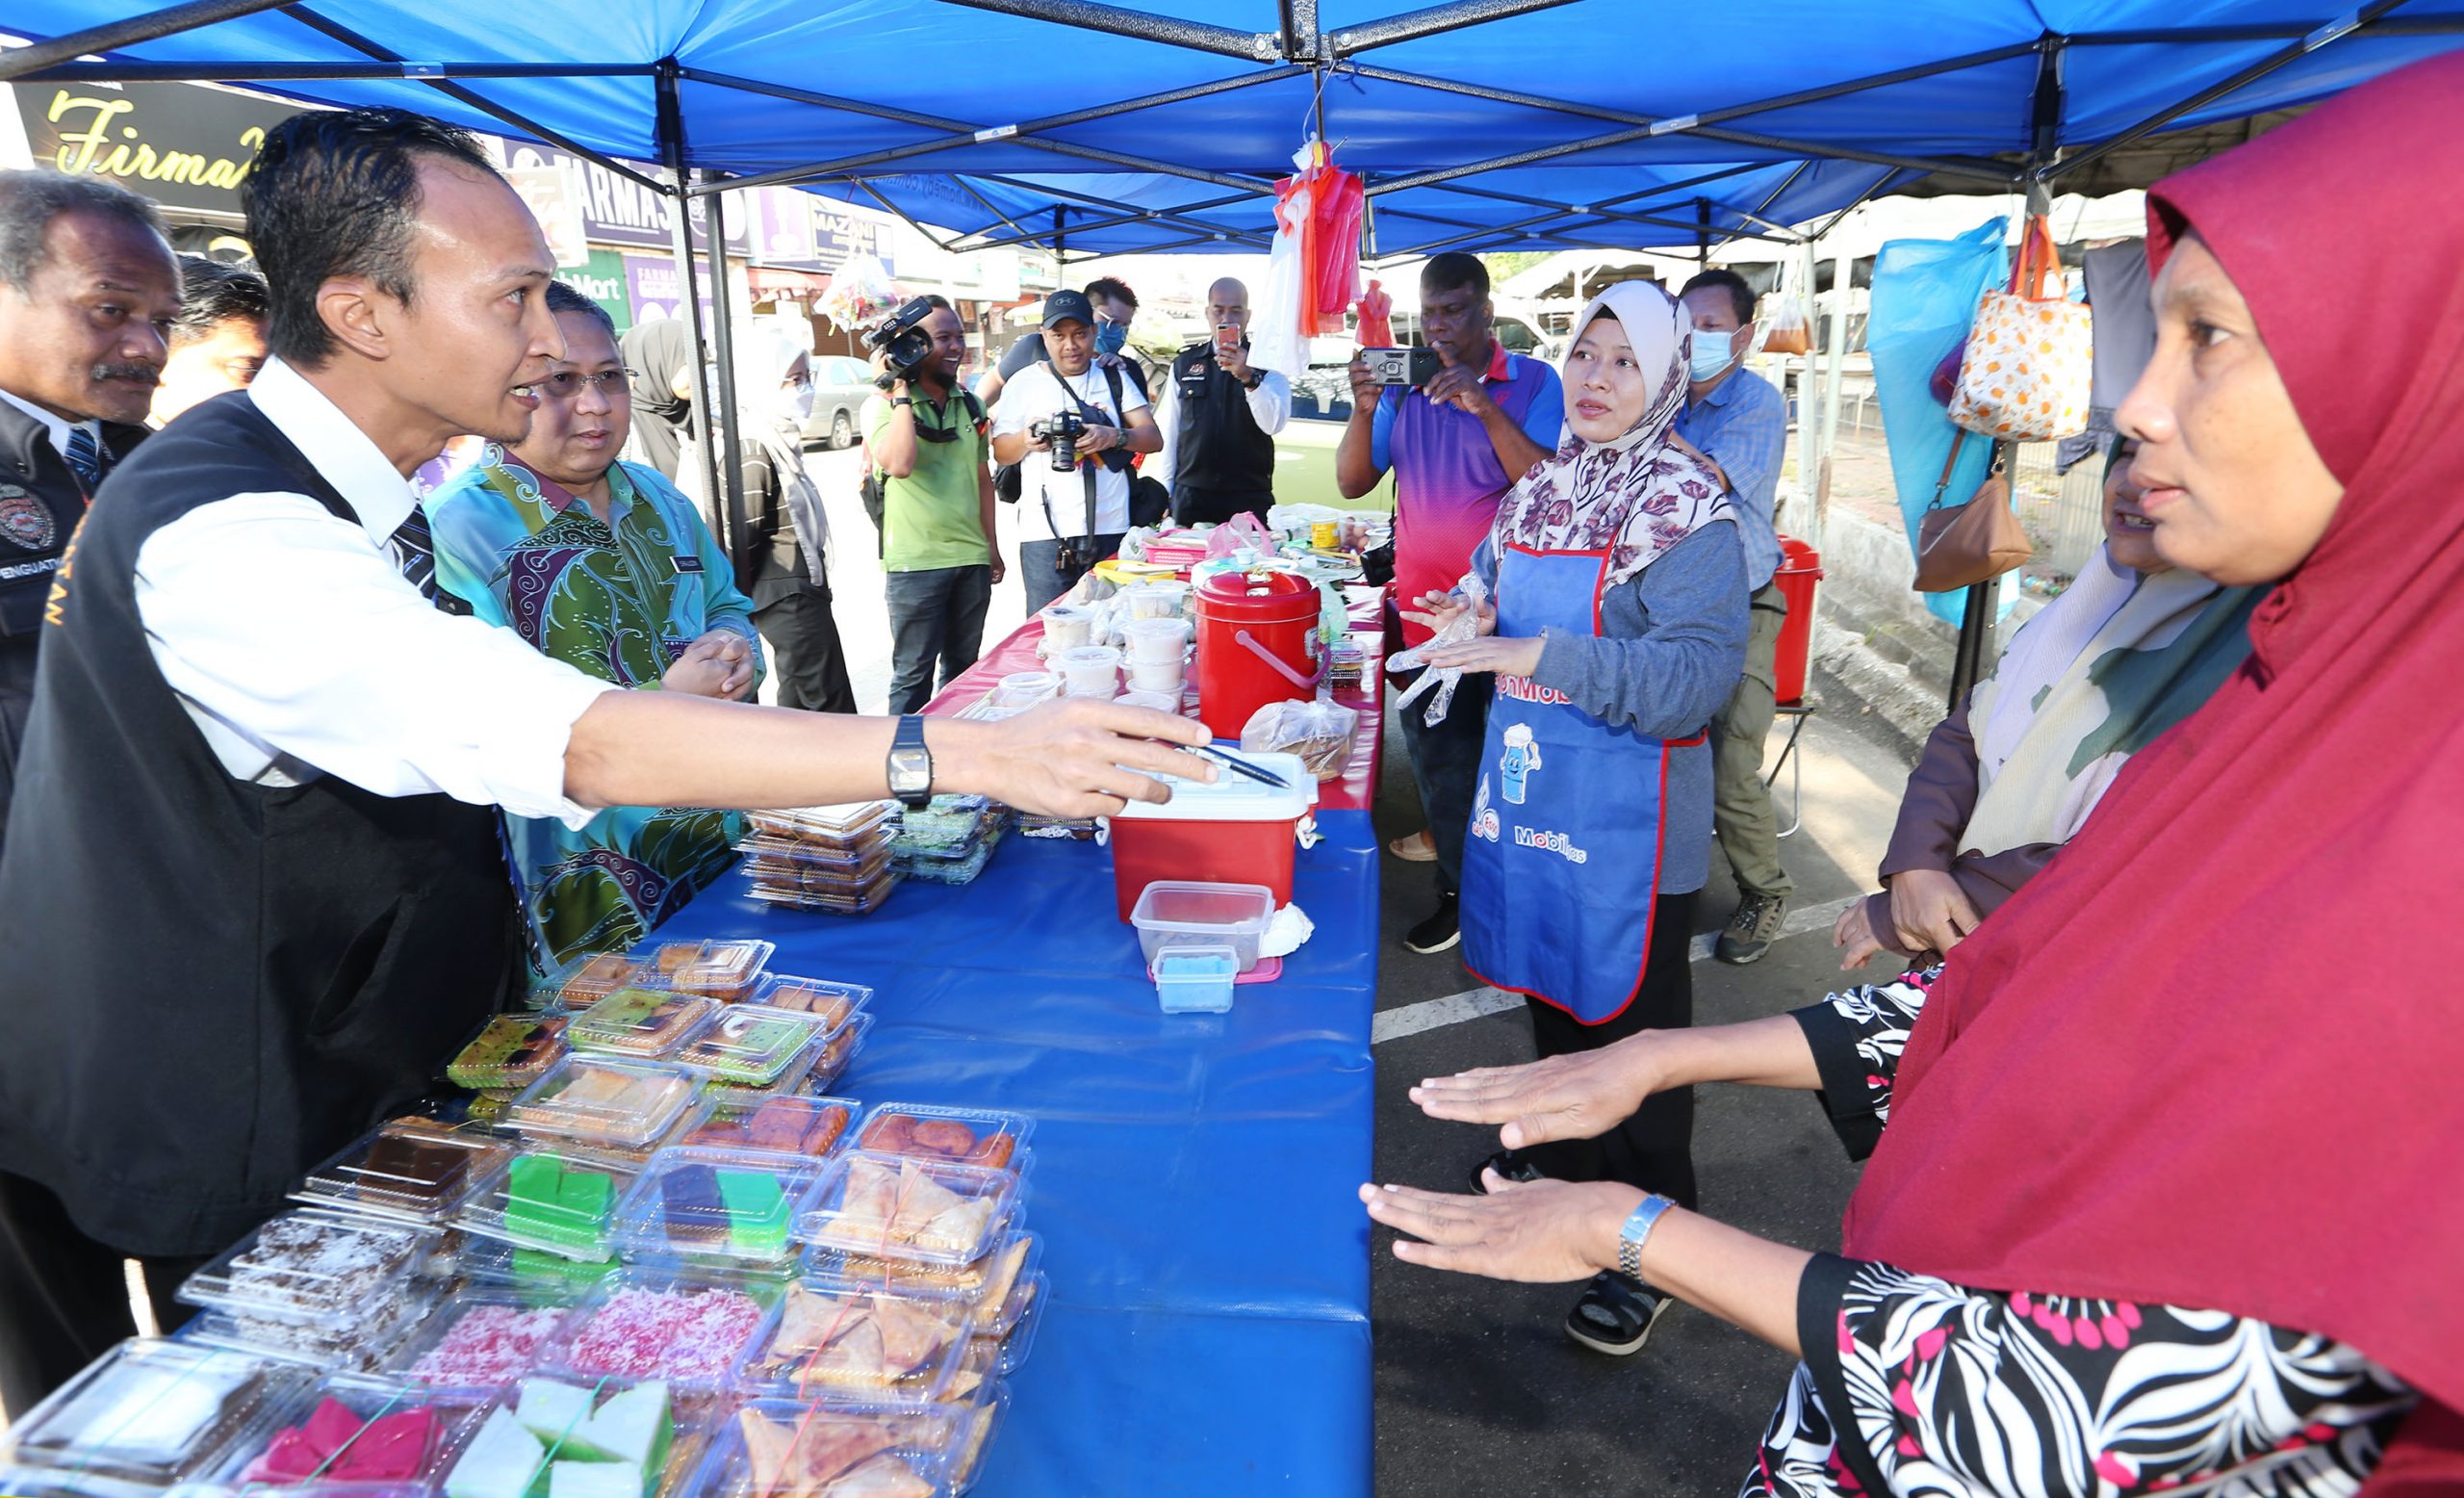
[960,696,1215,819]
[1360,1176,1639,1283]
[1408,1034,1669,1151]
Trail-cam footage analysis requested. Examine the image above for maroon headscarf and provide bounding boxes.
[1839,48,2464,1478]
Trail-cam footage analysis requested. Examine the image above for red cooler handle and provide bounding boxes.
[1236,629,1324,691]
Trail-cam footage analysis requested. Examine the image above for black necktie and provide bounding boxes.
[389,503,439,601]
[62,426,103,497]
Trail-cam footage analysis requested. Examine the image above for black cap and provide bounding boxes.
[1040,289,1094,328]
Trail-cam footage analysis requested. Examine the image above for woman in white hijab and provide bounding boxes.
[1404,280,1750,1356]
[716,329,855,712]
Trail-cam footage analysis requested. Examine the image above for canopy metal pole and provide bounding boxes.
[701,176,749,595]
[654,64,725,539]
[1695,199,1710,266]
[20,60,652,82]
[0,0,292,80]
[927,0,1270,60]
[1328,0,1579,54]
[1798,234,1825,550]
[1816,244,1851,533]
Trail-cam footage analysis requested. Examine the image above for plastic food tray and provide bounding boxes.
[428,1374,714,1498]
[177,1282,445,1375]
[449,1237,622,1296]
[735,1283,977,1404]
[553,953,652,1009]
[738,830,896,879]
[204,1374,496,1488]
[609,1148,827,1271]
[647,938,776,1001]
[670,1005,826,1088]
[746,974,872,1028]
[384,1288,584,1389]
[983,1272,1045,1375]
[1,1339,305,1491]
[745,868,900,917]
[741,801,898,852]
[446,1015,572,1093]
[676,1095,856,1160]
[567,988,719,1060]
[801,1230,1040,1320]
[452,1150,639,1264]
[504,1058,699,1151]
[535,1270,782,1391]
[291,1121,511,1226]
[850,1104,1034,1174]
[797,1152,1020,1269]
[180,1211,443,1329]
[697,1398,964,1498]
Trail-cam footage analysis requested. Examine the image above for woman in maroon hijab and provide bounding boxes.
[1365,51,2464,1496]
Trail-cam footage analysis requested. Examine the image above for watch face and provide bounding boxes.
[888,747,931,792]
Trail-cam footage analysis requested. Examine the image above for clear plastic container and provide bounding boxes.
[1121,614,1192,661]
[937,1338,1002,1408]
[453,1150,639,1264]
[991,668,1059,705]
[1125,658,1186,693]
[432,1374,705,1498]
[208,1374,495,1487]
[180,1211,442,1329]
[567,988,719,1060]
[671,1005,826,1088]
[505,1058,699,1151]
[737,831,895,884]
[447,1015,571,1093]
[746,867,900,917]
[797,1011,872,1097]
[1037,603,1093,653]
[802,1230,1040,1321]
[385,1288,582,1389]
[983,1273,1045,1375]
[799,1152,1019,1269]
[742,801,897,852]
[552,953,652,1010]
[1053,644,1119,698]
[1153,943,1238,1014]
[945,1383,1009,1495]
[1125,579,1189,621]
[449,1237,621,1296]
[176,1283,443,1375]
[1115,688,1182,713]
[850,1105,1033,1174]
[677,1095,856,1160]
[609,1148,827,1270]
[1128,879,1277,972]
[647,938,777,1001]
[894,837,997,886]
[292,1121,511,1226]
[750,973,871,1026]
[700,1398,963,1498]
[537,1270,779,1390]
[736,1283,976,1403]
[1,1339,303,1491]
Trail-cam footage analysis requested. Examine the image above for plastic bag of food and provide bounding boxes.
[1206,509,1277,560]
[1241,698,1357,781]
[1387,576,1489,727]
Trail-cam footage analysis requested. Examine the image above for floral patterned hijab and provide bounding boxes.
[1491,279,1732,589]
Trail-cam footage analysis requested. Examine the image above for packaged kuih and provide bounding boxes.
[387,1287,583,1389]
[506,1057,699,1152]
[679,1095,856,1160]
[215,1374,494,1487]
[799,1152,1019,1269]
[745,864,899,917]
[450,1235,622,1296]
[1,1339,302,1490]
[1239,696,1358,781]
[178,1284,442,1373]
[851,1104,1032,1174]
[437,1374,706,1498]
[672,1004,827,1090]
[568,987,719,1060]
[803,1230,1040,1324]
[554,952,653,1009]
[648,938,776,1001]
[540,1270,780,1389]
[454,1149,640,1263]
[747,974,871,1030]
[180,1210,443,1330]
[741,800,897,854]
[447,1014,571,1093]
[610,1148,826,1270]
[704,1398,970,1498]
[292,1118,511,1225]
[738,1283,975,1402]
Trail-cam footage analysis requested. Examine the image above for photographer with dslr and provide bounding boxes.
[990,289,1159,612]
[863,295,1001,714]
[1337,252,1563,956]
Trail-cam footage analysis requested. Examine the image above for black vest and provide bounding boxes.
[0,402,145,814]
[1168,342,1276,524]
[0,392,518,1256]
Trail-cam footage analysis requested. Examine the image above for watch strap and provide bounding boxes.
[887,714,933,808]
[1617,1193,1676,1280]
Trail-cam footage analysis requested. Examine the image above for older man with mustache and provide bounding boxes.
[0,169,180,824]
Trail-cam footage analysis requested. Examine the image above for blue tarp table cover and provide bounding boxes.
[643,805,1381,1494]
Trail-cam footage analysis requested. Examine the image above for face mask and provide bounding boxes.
[786,385,815,422]
[1689,328,1738,381]
[1094,321,1128,357]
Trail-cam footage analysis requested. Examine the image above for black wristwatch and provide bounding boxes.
[886,714,933,809]
[890,397,913,408]
[1240,369,1266,391]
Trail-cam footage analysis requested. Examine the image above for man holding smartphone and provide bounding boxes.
[1153,277,1290,526]
[1337,253,1562,955]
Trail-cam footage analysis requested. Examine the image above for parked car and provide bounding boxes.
[799,354,877,450]
[1272,358,1394,512]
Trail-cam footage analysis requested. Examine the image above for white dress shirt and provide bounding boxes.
[989,360,1148,542]
[1151,361,1290,494]
[0,386,98,467]
[133,358,614,826]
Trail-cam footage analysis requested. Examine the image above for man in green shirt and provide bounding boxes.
[865,296,1003,713]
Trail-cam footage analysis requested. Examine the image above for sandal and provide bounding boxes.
[1564,1270,1672,1356]
[1467,1150,1546,1196]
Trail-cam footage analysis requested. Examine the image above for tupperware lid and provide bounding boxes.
[1106,749,1316,821]
[671,1005,827,1087]
[1155,943,1240,980]
[504,1057,698,1149]
[610,1148,827,1269]
[1195,567,1318,613]
[291,1121,511,1226]
[567,988,719,1060]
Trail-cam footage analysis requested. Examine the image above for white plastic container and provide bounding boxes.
[1120,616,1192,663]
[1054,645,1119,699]
[1039,605,1094,653]
[1154,943,1238,1014]
[1115,688,1181,713]
[1125,658,1185,693]
[1128,880,1277,972]
[992,670,1058,707]
[1124,581,1188,621]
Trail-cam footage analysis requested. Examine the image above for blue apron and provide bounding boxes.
[1460,544,1701,1023]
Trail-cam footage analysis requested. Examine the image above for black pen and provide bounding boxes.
[1189,742,1293,790]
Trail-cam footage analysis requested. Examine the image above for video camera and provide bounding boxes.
[1026,408,1086,473]
[863,297,941,391]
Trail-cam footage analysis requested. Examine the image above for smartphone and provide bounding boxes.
[1363,346,1442,387]
[1212,324,1242,357]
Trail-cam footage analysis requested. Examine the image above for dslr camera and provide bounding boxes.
[863,296,941,391]
[1026,408,1086,472]
[1363,345,1442,386]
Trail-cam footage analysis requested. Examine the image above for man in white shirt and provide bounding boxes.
[990,288,1161,612]
[1154,276,1291,525]
[0,170,180,823]
[0,107,1207,1414]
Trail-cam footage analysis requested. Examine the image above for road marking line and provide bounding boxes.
[1370,894,1864,1046]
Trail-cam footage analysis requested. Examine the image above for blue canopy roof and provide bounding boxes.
[7,0,2460,253]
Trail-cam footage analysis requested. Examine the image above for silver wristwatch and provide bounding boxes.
[1617,1193,1676,1279]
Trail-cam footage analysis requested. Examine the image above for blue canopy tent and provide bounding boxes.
[5,0,2458,684]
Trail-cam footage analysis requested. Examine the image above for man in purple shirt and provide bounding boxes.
[1338,253,1564,954]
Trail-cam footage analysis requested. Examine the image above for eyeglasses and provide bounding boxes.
[540,368,634,399]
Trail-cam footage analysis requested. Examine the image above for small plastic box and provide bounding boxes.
[553,952,651,1009]
[384,1288,584,1389]
[738,830,896,885]
[980,1276,1044,1378]
[701,1398,964,1498]
[1154,943,1238,1013]
[803,1230,1040,1322]
[737,1284,976,1403]
[799,1152,1019,1269]
[677,1095,856,1159]
[671,1004,826,1088]
[453,1149,640,1263]
[850,1104,1033,1174]
[208,1374,496,1486]
[743,800,898,851]
[567,988,719,1059]
[610,1147,826,1270]
[538,1269,780,1390]
[180,1211,442,1329]
[428,1374,712,1498]
[292,1121,510,1225]
[746,867,900,917]
[449,1236,620,1295]
[446,1015,570,1093]
[1,1339,303,1491]
[505,1057,699,1151]
[1128,880,1277,972]
[176,1283,443,1375]
[749,974,872,1028]
[647,938,776,1001]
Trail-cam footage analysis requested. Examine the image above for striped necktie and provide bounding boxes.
[61,426,103,497]
[388,503,438,601]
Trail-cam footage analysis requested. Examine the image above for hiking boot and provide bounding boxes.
[1405,893,1460,954]
[1715,891,1788,965]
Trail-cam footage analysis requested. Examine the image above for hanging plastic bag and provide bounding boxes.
[1206,509,1277,560]
[1241,698,1359,781]
[1387,576,1490,727]
[1759,297,1810,356]
[1250,166,1311,379]
[1355,278,1395,348]
[818,254,898,329]
[1310,166,1365,336]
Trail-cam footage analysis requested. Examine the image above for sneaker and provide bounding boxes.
[1715,891,1788,965]
[1405,894,1460,954]
[1564,1271,1674,1356]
